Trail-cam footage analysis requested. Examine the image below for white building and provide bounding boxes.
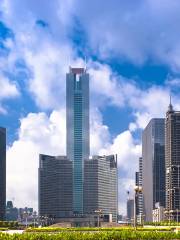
[152,203,165,222]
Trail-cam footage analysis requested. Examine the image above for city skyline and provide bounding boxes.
[1,1,180,215]
[38,67,118,224]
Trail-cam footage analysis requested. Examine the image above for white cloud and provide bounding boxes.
[131,87,170,128]
[71,0,180,70]
[89,62,125,107]
[2,0,180,75]
[90,108,111,155]
[0,75,19,113]
[0,0,73,39]
[129,85,180,129]
[99,130,141,177]
[129,122,137,132]
[0,75,19,99]
[7,110,66,208]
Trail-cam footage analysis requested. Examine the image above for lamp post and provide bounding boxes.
[24,210,29,228]
[95,209,102,227]
[134,186,143,229]
[44,215,48,226]
[169,210,174,226]
[176,209,179,224]
[164,209,170,225]
[39,216,44,227]
[32,211,37,228]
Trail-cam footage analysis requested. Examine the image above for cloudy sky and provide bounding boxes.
[1,0,180,215]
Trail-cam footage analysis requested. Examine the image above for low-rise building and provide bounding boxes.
[152,203,165,222]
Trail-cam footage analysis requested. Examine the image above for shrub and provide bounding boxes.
[0,230,180,240]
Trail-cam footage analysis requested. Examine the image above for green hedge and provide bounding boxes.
[145,221,180,226]
[1,231,180,239]
[0,221,18,228]
[0,227,8,231]
[26,226,175,232]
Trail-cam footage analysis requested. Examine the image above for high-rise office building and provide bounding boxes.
[135,157,144,223]
[0,127,6,220]
[39,68,118,224]
[84,155,118,222]
[66,67,89,214]
[127,199,134,222]
[165,103,180,221]
[38,154,73,218]
[142,119,165,222]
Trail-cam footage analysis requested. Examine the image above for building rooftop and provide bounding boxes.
[70,67,85,74]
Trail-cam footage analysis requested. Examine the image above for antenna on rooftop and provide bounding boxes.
[68,54,71,72]
[168,93,174,112]
[84,55,87,71]
[127,191,130,200]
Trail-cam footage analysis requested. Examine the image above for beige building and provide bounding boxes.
[152,203,165,222]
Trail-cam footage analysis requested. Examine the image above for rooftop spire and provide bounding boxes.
[168,94,174,112]
[84,55,87,71]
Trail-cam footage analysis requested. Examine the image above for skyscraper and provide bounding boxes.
[135,157,144,223]
[66,67,89,214]
[0,127,6,220]
[127,199,134,223]
[84,155,118,222]
[39,154,73,218]
[165,103,180,221]
[142,119,165,222]
[39,67,118,224]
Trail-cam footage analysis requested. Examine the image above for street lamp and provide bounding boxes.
[169,210,174,225]
[24,210,30,228]
[95,209,102,227]
[164,209,170,225]
[176,209,179,224]
[39,216,45,227]
[44,215,48,226]
[32,211,37,228]
[134,186,143,229]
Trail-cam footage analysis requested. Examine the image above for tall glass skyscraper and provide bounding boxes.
[66,67,89,214]
[142,119,165,222]
[165,103,180,221]
[0,127,6,220]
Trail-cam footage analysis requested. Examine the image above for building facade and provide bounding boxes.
[152,202,165,222]
[135,157,144,223]
[0,127,6,220]
[66,67,89,214]
[142,119,165,222]
[38,154,73,219]
[6,201,18,221]
[38,68,118,223]
[165,103,180,221]
[84,155,118,222]
[127,199,134,223]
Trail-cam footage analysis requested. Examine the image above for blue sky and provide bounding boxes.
[1,0,180,214]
